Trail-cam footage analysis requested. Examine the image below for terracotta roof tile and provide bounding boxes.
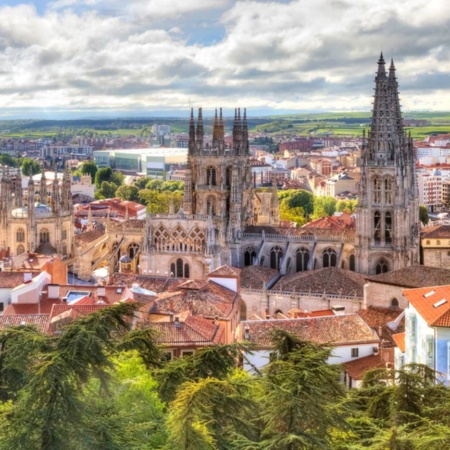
[242,314,378,348]
[75,229,106,248]
[421,225,450,239]
[0,314,49,333]
[344,354,385,380]
[0,272,33,288]
[366,265,450,288]
[273,267,366,297]
[240,266,278,290]
[403,285,450,327]
[143,315,224,346]
[392,332,406,352]
[208,265,241,277]
[110,273,181,293]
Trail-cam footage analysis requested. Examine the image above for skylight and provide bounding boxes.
[424,290,436,298]
[433,299,447,308]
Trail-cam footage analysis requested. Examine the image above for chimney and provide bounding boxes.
[174,317,181,328]
[96,285,106,297]
[48,284,60,299]
[244,325,250,340]
[23,272,33,283]
[169,312,174,322]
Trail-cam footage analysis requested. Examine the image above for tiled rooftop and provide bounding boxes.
[365,265,450,288]
[240,265,278,290]
[0,271,36,288]
[208,265,241,277]
[242,314,378,347]
[273,267,366,297]
[403,285,450,327]
[144,315,224,347]
[75,229,106,248]
[344,354,385,380]
[392,332,405,352]
[0,314,49,333]
[421,225,450,239]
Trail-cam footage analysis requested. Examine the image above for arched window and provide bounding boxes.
[128,243,139,259]
[154,226,170,252]
[244,246,256,266]
[296,247,309,272]
[206,166,217,186]
[270,246,283,270]
[323,248,337,268]
[385,212,392,244]
[376,258,389,274]
[426,240,430,245]
[437,240,441,245]
[225,166,231,187]
[172,226,187,252]
[189,227,205,253]
[384,177,393,204]
[374,211,381,244]
[16,244,25,255]
[39,228,50,244]
[16,228,25,243]
[349,254,356,271]
[373,177,381,203]
[391,298,399,309]
[171,258,190,278]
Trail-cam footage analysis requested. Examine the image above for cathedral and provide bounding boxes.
[0,166,74,258]
[137,54,419,278]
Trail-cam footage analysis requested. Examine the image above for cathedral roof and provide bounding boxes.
[240,266,278,290]
[75,229,106,248]
[208,265,241,277]
[273,267,366,297]
[365,265,450,288]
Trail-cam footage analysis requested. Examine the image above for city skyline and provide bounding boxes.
[0,0,449,119]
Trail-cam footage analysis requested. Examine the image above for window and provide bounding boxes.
[206,166,217,186]
[351,348,359,358]
[437,240,441,245]
[323,248,337,268]
[426,240,430,245]
[181,351,194,358]
[373,177,381,203]
[385,212,392,244]
[349,254,356,271]
[164,352,173,361]
[16,228,25,243]
[270,246,283,270]
[171,258,190,278]
[61,229,67,240]
[376,258,389,274]
[16,245,25,255]
[384,177,393,204]
[128,243,139,259]
[374,211,381,244]
[244,247,256,266]
[391,298,399,309]
[296,247,309,272]
[39,228,50,244]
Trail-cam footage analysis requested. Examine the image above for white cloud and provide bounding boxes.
[0,0,447,116]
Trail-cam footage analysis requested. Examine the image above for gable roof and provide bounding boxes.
[242,314,378,348]
[366,265,450,288]
[403,285,450,327]
[208,265,241,277]
[392,332,406,352]
[144,315,224,347]
[344,354,386,380]
[273,267,366,297]
[421,225,450,239]
[240,266,278,290]
[0,314,49,333]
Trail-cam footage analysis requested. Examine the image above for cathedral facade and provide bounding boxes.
[136,54,419,279]
[0,167,74,258]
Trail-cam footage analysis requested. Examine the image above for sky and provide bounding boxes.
[0,0,448,119]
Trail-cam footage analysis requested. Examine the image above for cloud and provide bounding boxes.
[0,0,447,117]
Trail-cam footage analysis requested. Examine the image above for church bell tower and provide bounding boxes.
[355,54,419,275]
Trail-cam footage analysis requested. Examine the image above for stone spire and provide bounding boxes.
[243,108,249,155]
[212,108,219,148]
[188,107,196,156]
[40,170,47,205]
[52,167,60,214]
[196,107,203,153]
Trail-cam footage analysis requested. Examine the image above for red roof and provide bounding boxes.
[403,285,450,327]
[392,332,406,352]
[344,354,386,380]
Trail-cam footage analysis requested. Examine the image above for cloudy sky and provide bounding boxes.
[0,0,449,118]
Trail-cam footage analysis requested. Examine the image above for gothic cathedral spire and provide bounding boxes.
[355,55,419,275]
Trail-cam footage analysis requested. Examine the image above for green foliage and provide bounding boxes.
[97,180,119,199]
[0,153,19,167]
[312,196,337,219]
[336,199,358,213]
[419,205,429,225]
[139,189,183,213]
[115,184,139,202]
[278,189,314,224]
[21,157,41,176]
[79,160,98,182]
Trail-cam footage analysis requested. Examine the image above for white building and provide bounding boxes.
[417,170,443,212]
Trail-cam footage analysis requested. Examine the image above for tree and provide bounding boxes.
[95,167,113,188]
[97,180,119,199]
[278,189,314,218]
[80,161,98,183]
[115,185,139,202]
[21,158,41,176]
[419,205,429,225]
[0,154,19,167]
[0,303,162,450]
[312,196,336,219]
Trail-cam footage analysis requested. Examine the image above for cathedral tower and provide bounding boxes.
[355,54,419,274]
